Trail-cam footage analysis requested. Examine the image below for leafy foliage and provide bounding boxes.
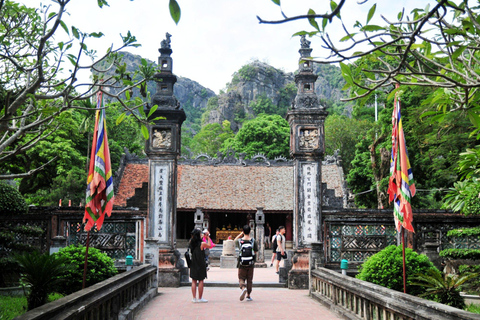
[439,249,480,260]
[15,251,69,310]
[0,182,28,215]
[458,265,480,294]
[447,228,480,238]
[221,114,290,159]
[189,121,234,157]
[411,268,477,309]
[53,245,117,295]
[356,245,437,295]
[0,0,179,180]
[443,146,480,215]
[325,114,371,174]
[250,94,277,116]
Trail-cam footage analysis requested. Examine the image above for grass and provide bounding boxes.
[466,303,480,314]
[0,292,64,320]
[0,295,27,320]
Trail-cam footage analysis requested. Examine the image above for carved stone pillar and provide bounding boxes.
[255,207,266,267]
[144,33,186,287]
[286,35,328,289]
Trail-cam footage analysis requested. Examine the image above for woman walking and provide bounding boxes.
[189,228,212,303]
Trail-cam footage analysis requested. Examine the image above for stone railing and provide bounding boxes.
[311,267,479,320]
[15,264,156,320]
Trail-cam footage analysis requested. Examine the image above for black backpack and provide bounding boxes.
[239,239,255,266]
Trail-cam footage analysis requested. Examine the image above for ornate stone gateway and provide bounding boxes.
[144,33,186,287]
[286,35,328,288]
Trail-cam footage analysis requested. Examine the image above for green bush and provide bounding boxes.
[15,251,68,310]
[458,265,480,294]
[53,245,117,295]
[440,249,480,260]
[0,182,28,215]
[411,268,477,309]
[356,245,438,295]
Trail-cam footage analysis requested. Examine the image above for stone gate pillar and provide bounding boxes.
[144,33,186,287]
[255,207,266,267]
[285,35,328,289]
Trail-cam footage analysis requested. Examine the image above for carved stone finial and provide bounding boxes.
[160,32,172,49]
[300,35,311,49]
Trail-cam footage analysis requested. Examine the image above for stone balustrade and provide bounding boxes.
[15,264,156,320]
[311,267,479,320]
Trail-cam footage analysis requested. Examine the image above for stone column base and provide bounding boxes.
[254,262,267,268]
[220,255,237,268]
[158,269,181,287]
[288,269,309,289]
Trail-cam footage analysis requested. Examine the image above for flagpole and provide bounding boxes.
[402,227,407,294]
[82,230,91,289]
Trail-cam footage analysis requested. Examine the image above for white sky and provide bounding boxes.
[21,0,433,94]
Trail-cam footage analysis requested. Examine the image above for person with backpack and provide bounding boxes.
[270,228,279,267]
[234,225,258,302]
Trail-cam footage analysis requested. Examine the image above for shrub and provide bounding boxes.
[411,268,477,309]
[458,265,480,294]
[54,245,117,295]
[439,249,480,260]
[15,251,69,310]
[356,245,438,295]
[0,182,28,215]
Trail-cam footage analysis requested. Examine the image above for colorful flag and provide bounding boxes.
[83,91,114,231]
[387,84,416,232]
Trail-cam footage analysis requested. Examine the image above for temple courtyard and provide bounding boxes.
[135,266,343,320]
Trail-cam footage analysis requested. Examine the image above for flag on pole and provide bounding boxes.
[83,91,114,231]
[387,84,416,232]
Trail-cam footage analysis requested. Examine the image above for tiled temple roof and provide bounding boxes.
[114,153,346,210]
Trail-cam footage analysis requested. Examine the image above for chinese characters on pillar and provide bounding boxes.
[302,163,318,244]
[154,165,169,242]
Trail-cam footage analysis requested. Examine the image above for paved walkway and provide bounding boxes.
[135,267,343,320]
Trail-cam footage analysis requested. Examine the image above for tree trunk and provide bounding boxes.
[369,133,390,209]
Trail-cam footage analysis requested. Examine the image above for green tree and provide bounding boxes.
[189,120,234,157]
[325,114,372,174]
[250,94,277,115]
[0,0,179,179]
[0,182,43,287]
[221,113,290,159]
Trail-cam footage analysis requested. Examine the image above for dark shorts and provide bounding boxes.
[276,252,282,261]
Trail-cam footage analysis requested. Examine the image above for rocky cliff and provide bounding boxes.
[201,60,349,132]
[98,51,215,132]
[99,53,349,134]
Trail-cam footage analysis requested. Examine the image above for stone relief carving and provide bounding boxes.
[152,129,171,149]
[294,95,319,109]
[299,129,319,149]
[160,32,172,49]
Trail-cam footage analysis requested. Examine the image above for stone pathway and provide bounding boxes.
[135,267,343,320]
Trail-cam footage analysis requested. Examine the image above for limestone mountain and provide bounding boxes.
[200,60,350,132]
[97,51,215,133]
